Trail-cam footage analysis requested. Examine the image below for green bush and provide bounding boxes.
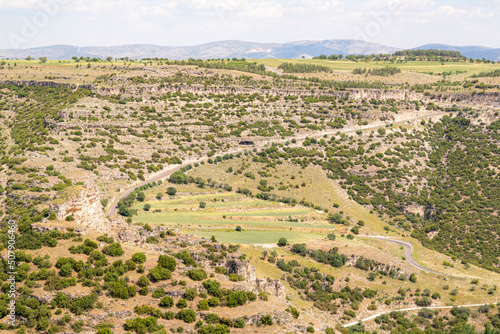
[166,187,177,196]
[176,309,196,323]
[205,313,220,324]
[158,255,176,271]
[148,266,172,282]
[198,300,209,311]
[187,269,207,281]
[409,273,417,283]
[102,243,124,257]
[152,287,166,298]
[278,238,288,246]
[137,275,150,287]
[233,318,245,328]
[202,280,221,296]
[125,316,161,333]
[176,299,187,309]
[196,324,230,334]
[159,296,174,308]
[260,314,273,326]
[226,291,248,307]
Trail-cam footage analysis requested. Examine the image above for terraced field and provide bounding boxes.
[132,193,332,244]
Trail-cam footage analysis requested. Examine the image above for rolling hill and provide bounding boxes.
[0,39,499,61]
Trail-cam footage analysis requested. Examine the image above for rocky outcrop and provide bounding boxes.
[83,311,133,326]
[345,255,409,279]
[241,310,293,327]
[48,184,127,233]
[30,293,56,304]
[90,82,500,106]
[404,203,426,217]
[226,259,257,282]
[31,223,88,235]
[0,80,92,90]
[404,203,439,219]
[256,277,286,299]
[198,310,294,327]
[225,259,285,298]
[115,224,147,246]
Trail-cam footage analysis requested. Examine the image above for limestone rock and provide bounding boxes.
[256,277,286,299]
[48,184,127,233]
[225,259,285,298]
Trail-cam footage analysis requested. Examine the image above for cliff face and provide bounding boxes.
[344,254,410,279]
[48,184,126,233]
[225,259,286,298]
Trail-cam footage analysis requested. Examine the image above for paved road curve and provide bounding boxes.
[108,164,185,216]
[360,236,444,275]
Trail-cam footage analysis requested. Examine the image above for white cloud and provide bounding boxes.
[187,0,247,11]
[434,5,467,16]
[246,1,284,19]
[358,0,434,12]
[468,7,493,18]
[2,0,38,9]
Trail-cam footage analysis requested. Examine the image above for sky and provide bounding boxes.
[0,0,499,49]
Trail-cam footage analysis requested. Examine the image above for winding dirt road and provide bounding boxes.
[343,303,498,328]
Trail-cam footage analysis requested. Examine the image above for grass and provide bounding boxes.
[134,207,320,224]
[252,59,500,75]
[132,191,334,244]
[193,230,324,244]
[189,161,392,236]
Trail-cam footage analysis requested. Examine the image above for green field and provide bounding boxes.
[252,58,500,75]
[193,230,325,244]
[132,193,334,243]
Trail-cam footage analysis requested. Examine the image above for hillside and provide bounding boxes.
[1,39,499,61]
[0,58,499,334]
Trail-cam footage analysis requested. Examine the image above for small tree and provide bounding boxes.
[48,211,57,220]
[136,192,145,202]
[328,213,343,224]
[176,299,187,309]
[278,238,288,247]
[59,264,72,277]
[187,269,207,281]
[158,255,176,271]
[235,226,242,232]
[159,296,174,308]
[166,187,177,196]
[156,192,163,200]
[409,273,417,283]
[137,275,150,287]
[143,204,151,211]
[199,202,206,209]
[39,56,47,63]
[132,252,146,264]
[102,243,124,257]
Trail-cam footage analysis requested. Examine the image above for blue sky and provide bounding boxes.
[1,0,499,49]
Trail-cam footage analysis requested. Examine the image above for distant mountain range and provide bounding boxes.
[0,40,499,61]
